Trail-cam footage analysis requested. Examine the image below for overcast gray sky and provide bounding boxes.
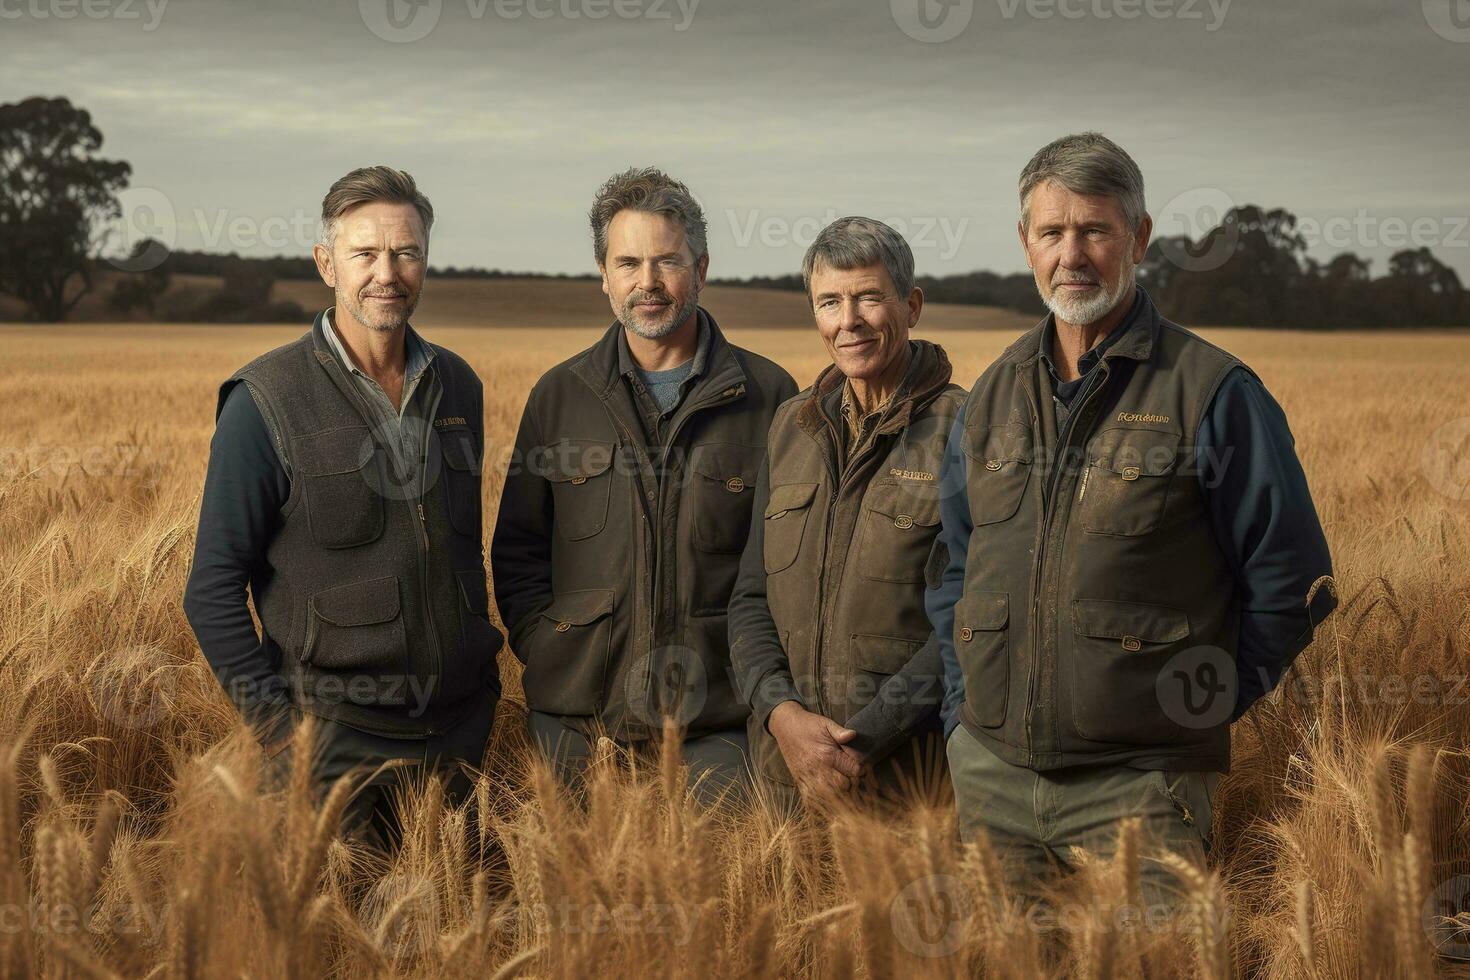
[4,0,1467,280]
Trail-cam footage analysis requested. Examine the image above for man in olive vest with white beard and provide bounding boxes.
[929,133,1337,905]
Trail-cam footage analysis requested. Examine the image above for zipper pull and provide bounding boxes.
[417,503,426,523]
[1078,465,1091,502]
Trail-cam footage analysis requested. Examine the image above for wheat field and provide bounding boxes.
[1,319,1468,978]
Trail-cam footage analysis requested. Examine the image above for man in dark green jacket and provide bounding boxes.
[729,217,962,810]
[491,168,796,799]
[184,167,503,847]
[928,133,1337,904]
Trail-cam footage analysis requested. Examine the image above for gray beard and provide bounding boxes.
[1042,256,1136,327]
[339,288,419,333]
[621,288,700,340]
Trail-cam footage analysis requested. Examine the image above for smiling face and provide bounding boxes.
[1019,180,1151,328]
[313,201,427,333]
[599,209,708,341]
[809,260,921,384]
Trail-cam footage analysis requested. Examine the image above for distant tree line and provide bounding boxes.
[2,95,1465,328]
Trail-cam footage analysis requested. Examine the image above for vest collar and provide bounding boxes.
[1014,286,1162,369]
[796,339,954,440]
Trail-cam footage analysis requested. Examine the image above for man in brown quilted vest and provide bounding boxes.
[729,217,963,809]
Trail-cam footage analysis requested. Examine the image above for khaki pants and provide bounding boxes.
[946,723,1218,911]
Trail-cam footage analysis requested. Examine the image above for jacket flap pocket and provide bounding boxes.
[852,632,925,674]
[1071,599,1189,643]
[765,482,818,518]
[456,570,489,615]
[863,481,940,527]
[690,443,757,493]
[539,589,615,628]
[440,428,482,474]
[1088,427,1182,477]
[298,426,375,476]
[962,422,1034,467]
[544,439,615,484]
[959,591,1009,631]
[312,576,400,626]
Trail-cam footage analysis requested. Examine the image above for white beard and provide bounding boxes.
[1043,254,1137,327]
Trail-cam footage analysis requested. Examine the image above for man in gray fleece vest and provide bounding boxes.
[183,167,502,847]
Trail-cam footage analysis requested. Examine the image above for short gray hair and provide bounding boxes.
[1018,133,1146,232]
[801,216,915,303]
[320,166,434,249]
[589,167,707,266]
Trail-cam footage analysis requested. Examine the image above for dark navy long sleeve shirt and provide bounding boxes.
[928,315,1337,740]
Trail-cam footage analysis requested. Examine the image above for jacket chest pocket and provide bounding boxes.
[546,439,615,542]
[438,426,483,538]
[963,422,1033,527]
[688,445,759,554]
[299,426,385,549]
[302,575,409,705]
[763,482,818,575]
[955,590,1009,728]
[1077,427,1182,537]
[857,482,941,584]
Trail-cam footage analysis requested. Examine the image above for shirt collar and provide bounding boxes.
[1039,288,1144,382]
[323,307,434,383]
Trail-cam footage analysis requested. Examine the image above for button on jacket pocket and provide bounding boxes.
[545,439,616,542]
[954,590,1009,728]
[763,483,818,575]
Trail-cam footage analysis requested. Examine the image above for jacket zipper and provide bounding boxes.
[413,384,445,736]
[1021,362,1110,766]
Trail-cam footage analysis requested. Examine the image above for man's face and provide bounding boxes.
[1019,180,1151,327]
[313,201,427,333]
[600,209,708,340]
[809,261,921,383]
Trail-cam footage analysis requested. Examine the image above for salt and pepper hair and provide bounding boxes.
[1018,132,1146,232]
[319,166,434,249]
[589,167,708,266]
[801,216,916,303]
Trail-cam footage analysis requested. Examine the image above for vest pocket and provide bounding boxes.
[439,427,483,538]
[520,588,614,716]
[1077,427,1182,537]
[546,439,615,541]
[763,482,818,574]
[302,575,409,706]
[689,444,758,554]
[1069,598,1191,743]
[955,590,1009,727]
[299,426,385,549]
[857,482,941,583]
[963,423,1032,526]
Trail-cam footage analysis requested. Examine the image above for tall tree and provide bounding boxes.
[0,96,131,321]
